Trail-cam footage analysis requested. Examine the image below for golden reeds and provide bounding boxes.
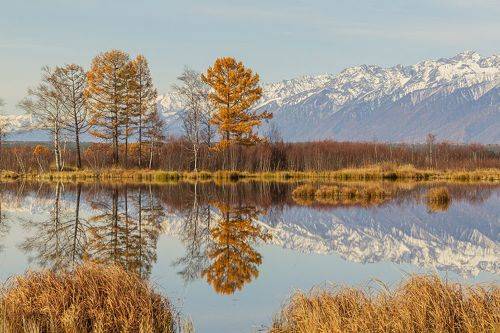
[270,275,500,333]
[292,184,392,206]
[2,165,499,184]
[0,262,175,333]
[426,187,452,212]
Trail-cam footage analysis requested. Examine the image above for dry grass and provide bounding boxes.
[293,184,392,206]
[426,187,452,212]
[270,275,500,333]
[3,165,499,184]
[292,184,317,198]
[0,262,175,333]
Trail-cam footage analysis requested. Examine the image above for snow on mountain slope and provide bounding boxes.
[161,192,500,278]
[4,51,498,143]
[159,51,499,143]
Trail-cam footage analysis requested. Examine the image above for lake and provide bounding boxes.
[0,181,499,333]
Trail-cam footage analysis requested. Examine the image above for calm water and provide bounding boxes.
[0,181,499,332]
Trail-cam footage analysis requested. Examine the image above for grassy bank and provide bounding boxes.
[1,165,500,183]
[0,263,175,333]
[270,275,499,333]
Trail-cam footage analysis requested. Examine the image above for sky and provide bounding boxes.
[1,0,499,115]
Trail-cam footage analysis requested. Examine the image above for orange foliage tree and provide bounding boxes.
[202,57,272,151]
[85,50,132,165]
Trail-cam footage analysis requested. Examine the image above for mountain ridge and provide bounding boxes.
[3,51,499,143]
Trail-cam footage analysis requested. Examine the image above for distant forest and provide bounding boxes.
[1,139,498,172]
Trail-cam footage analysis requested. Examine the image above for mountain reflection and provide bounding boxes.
[0,181,498,286]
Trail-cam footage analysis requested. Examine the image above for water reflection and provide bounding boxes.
[86,186,163,278]
[173,184,271,294]
[21,183,88,270]
[0,181,498,291]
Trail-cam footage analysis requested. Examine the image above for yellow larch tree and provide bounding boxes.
[85,50,131,165]
[202,57,272,151]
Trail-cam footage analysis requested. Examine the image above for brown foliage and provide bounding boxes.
[0,262,175,333]
[203,57,271,150]
[270,275,500,333]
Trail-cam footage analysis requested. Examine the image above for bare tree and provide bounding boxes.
[0,99,7,159]
[19,67,66,171]
[426,133,436,167]
[144,106,165,169]
[173,68,213,171]
[130,55,157,168]
[50,64,90,169]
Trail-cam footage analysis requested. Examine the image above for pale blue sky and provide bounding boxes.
[1,0,499,115]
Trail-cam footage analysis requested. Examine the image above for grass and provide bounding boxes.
[426,187,452,212]
[1,165,500,184]
[292,184,392,206]
[270,275,500,333]
[0,262,175,333]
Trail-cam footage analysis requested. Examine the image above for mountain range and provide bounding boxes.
[3,51,499,143]
[160,51,499,143]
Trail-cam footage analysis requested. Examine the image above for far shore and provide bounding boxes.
[1,165,499,184]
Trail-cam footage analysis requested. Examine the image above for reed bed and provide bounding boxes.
[426,187,452,212]
[0,262,175,333]
[270,275,499,333]
[2,165,500,184]
[292,184,392,206]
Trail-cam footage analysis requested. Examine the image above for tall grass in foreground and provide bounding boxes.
[0,263,175,333]
[270,275,499,333]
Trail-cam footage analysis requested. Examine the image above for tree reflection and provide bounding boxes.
[19,184,163,278]
[87,185,162,278]
[21,183,90,270]
[173,183,213,282]
[174,185,271,295]
[203,201,270,294]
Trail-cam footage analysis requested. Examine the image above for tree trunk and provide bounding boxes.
[138,116,142,168]
[74,121,82,169]
[149,141,154,169]
[54,128,61,171]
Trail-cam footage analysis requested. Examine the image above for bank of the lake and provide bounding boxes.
[1,165,500,184]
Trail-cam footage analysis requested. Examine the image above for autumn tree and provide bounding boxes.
[85,50,131,165]
[19,67,66,171]
[50,64,90,169]
[202,57,271,152]
[130,55,157,167]
[33,145,52,172]
[173,67,213,171]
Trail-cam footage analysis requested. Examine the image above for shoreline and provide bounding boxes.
[1,166,500,184]
[1,165,500,184]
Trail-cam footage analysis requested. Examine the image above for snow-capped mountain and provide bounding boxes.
[4,51,499,143]
[160,51,500,143]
